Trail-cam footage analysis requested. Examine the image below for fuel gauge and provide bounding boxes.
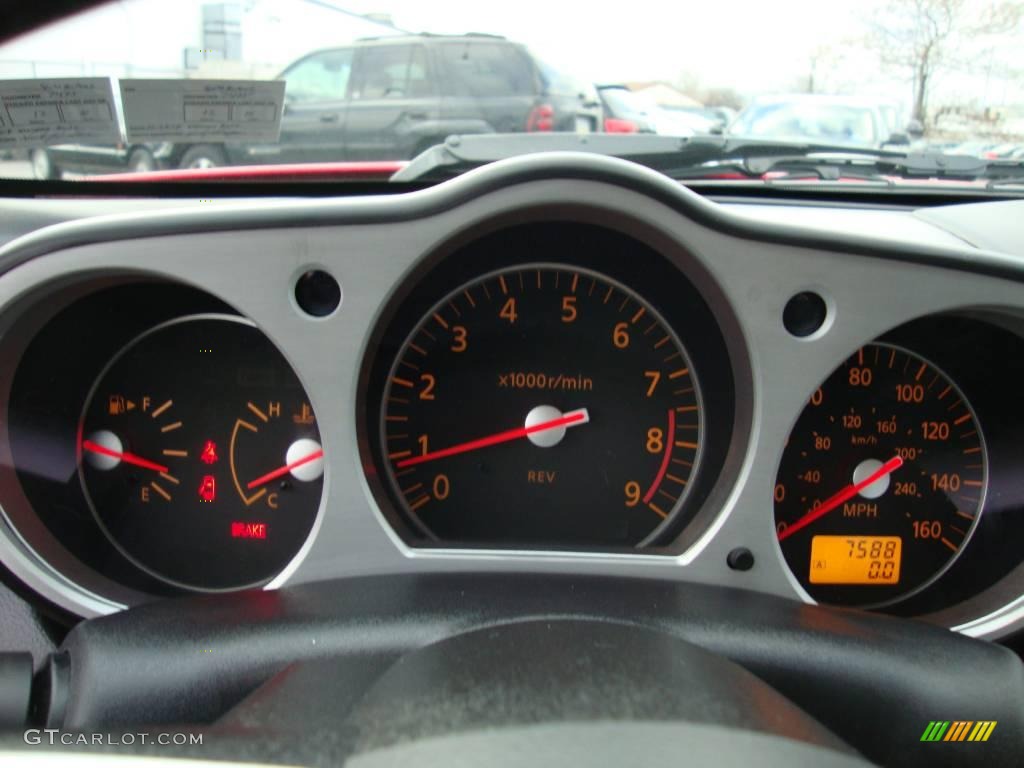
[78,315,323,591]
[82,395,189,505]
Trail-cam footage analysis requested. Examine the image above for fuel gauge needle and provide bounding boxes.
[777,455,903,542]
[81,440,169,473]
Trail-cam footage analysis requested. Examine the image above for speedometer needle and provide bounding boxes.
[82,440,169,473]
[396,408,589,468]
[777,455,903,542]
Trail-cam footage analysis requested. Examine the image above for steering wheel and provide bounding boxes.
[20,573,1022,767]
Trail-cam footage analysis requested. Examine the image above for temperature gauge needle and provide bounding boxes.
[396,408,589,468]
[247,448,325,490]
[777,455,903,542]
[82,440,169,474]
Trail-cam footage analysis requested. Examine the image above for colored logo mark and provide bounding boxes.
[921,721,997,742]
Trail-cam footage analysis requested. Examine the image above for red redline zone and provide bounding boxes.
[643,408,675,504]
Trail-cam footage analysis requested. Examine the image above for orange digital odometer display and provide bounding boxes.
[808,535,902,585]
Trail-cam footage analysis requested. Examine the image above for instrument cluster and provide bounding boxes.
[0,155,1022,640]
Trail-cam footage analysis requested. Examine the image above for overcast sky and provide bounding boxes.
[342,0,867,91]
[1,0,1021,109]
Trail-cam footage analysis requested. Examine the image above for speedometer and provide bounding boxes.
[376,264,703,547]
[774,343,987,607]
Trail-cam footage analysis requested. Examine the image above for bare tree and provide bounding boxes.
[673,71,703,100]
[804,45,843,94]
[701,88,743,110]
[867,0,1022,123]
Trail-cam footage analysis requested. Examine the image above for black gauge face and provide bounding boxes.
[774,343,987,607]
[78,315,323,590]
[378,265,703,547]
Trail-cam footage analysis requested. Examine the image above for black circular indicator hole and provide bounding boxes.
[295,270,341,318]
[783,292,827,338]
[727,547,755,571]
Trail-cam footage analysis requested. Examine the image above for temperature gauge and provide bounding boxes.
[229,399,324,513]
[78,315,323,591]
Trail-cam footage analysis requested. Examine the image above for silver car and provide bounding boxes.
[729,94,919,149]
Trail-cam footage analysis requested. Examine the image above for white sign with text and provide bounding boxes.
[0,78,120,148]
[120,79,285,143]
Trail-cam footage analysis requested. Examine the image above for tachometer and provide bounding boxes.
[774,343,987,607]
[377,265,703,546]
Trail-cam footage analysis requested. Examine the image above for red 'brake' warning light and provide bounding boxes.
[231,522,267,539]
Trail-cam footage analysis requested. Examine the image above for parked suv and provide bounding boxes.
[31,34,602,177]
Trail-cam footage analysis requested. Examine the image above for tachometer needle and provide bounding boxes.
[777,455,903,542]
[396,408,589,469]
[81,440,169,473]
[247,449,325,490]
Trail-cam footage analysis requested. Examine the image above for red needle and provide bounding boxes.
[82,440,169,473]
[247,449,324,490]
[777,456,903,542]
[396,408,589,469]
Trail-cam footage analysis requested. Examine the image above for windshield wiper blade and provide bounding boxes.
[735,152,997,180]
[392,133,1024,187]
[390,133,913,183]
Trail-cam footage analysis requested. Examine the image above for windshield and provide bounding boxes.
[0,0,1022,183]
[732,102,880,146]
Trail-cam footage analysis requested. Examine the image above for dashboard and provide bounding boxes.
[1,153,1024,643]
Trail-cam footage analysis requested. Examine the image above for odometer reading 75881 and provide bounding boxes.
[774,343,987,607]
[379,265,703,547]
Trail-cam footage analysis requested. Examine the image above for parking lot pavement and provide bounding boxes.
[0,161,88,180]
[0,161,34,179]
